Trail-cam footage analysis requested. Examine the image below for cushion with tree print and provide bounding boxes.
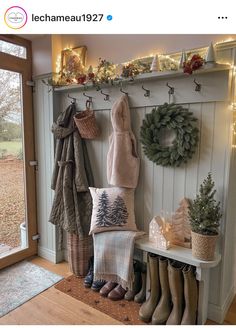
[89,187,137,235]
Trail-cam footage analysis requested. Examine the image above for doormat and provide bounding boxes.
[0,260,63,318]
[55,275,146,325]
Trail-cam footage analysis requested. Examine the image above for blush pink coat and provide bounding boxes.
[107,95,140,188]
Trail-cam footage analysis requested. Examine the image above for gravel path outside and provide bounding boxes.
[0,157,25,248]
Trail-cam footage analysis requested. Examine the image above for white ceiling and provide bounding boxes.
[19,34,48,41]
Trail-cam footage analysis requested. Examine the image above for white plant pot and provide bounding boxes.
[20,222,27,248]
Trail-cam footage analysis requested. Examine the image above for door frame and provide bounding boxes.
[0,35,37,269]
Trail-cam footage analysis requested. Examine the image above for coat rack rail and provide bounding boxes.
[53,64,230,93]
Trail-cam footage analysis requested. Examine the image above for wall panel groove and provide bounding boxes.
[34,49,236,321]
[56,98,231,234]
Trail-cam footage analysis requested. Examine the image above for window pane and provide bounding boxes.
[0,68,28,258]
[0,40,27,59]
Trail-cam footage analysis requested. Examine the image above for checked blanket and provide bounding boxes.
[93,230,145,289]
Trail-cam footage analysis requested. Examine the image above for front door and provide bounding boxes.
[0,35,37,269]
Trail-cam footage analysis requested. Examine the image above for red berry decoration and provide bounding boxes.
[191,54,204,71]
[88,72,95,80]
[76,74,87,85]
[183,62,193,74]
[183,54,204,75]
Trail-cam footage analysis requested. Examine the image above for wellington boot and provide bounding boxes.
[181,265,198,325]
[124,271,141,301]
[152,257,172,325]
[134,271,146,303]
[166,260,184,325]
[139,254,160,322]
[84,256,94,288]
[125,261,142,301]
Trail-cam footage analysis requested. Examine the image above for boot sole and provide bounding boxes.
[152,319,167,325]
[139,316,151,323]
[134,297,146,303]
[124,298,134,301]
[91,287,102,292]
[108,297,124,301]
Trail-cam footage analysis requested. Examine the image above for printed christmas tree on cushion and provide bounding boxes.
[110,196,128,226]
[89,187,137,234]
[96,191,112,227]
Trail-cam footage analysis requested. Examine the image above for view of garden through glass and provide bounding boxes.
[0,40,27,59]
[0,68,27,258]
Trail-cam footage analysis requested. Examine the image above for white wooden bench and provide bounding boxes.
[135,237,221,325]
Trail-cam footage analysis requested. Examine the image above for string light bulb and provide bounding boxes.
[215,38,235,45]
[232,111,236,148]
[56,54,61,74]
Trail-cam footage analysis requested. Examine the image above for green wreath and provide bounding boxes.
[140,103,199,167]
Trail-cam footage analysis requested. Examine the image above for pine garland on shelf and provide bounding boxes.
[140,103,199,167]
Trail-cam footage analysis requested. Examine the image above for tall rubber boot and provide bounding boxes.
[166,260,184,325]
[181,265,198,325]
[139,254,160,322]
[125,261,142,301]
[152,257,172,324]
[134,262,147,303]
[134,266,147,303]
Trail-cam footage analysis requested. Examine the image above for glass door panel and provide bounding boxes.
[0,36,37,270]
[0,69,28,259]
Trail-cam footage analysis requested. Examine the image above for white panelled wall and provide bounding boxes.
[33,42,236,323]
[33,76,64,262]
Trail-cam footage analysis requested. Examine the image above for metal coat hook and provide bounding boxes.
[166,82,175,95]
[67,94,78,104]
[83,92,93,102]
[193,79,202,92]
[120,87,128,95]
[42,79,52,93]
[83,92,93,109]
[129,76,135,82]
[100,90,110,101]
[142,85,150,97]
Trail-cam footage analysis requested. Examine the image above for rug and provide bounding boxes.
[55,275,146,325]
[0,260,63,318]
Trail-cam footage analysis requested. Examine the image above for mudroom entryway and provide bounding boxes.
[0,34,236,325]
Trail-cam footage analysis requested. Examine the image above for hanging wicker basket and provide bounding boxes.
[191,231,218,261]
[74,109,100,139]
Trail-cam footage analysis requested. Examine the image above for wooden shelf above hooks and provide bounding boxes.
[54,64,231,93]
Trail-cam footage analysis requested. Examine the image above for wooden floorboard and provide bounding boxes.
[0,256,235,325]
[0,256,120,325]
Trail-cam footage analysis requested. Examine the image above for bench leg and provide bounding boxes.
[196,267,210,325]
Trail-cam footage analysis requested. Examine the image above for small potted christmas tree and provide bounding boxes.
[189,173,222,261]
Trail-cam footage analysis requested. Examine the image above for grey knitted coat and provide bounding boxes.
[49,103,94,237]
